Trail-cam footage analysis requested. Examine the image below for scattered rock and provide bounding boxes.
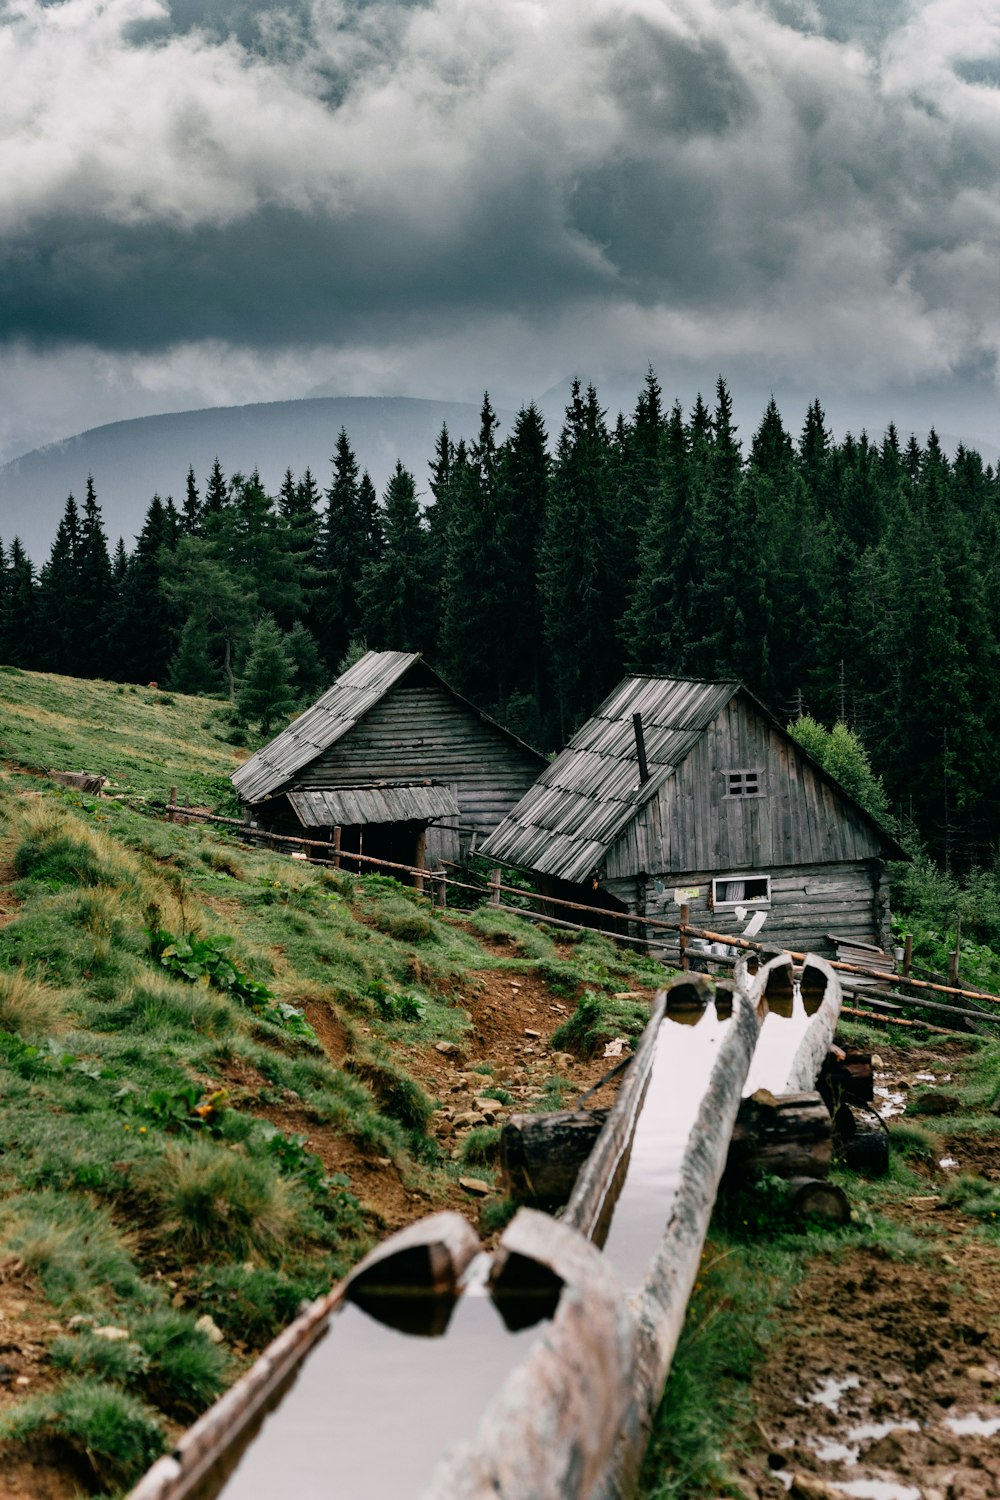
[910,1091,962,1116]
[458,1177,491,1196]
[434,1041,460,1055]
[551,1052,577,1072]
[93,1325,131,1342]
[788,1473,839,1500]
[195,1315,225,1345]
[862,1432,906,1465]
[524,1028,541,1038]
[965,1364,994,1384]
[474,1098,503,1117]
[453,1111,487,1128]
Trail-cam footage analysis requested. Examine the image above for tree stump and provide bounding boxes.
[835,1102,890,1177]
[500,1110,608,1207]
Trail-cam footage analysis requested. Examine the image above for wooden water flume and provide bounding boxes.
[128,957,842,1500]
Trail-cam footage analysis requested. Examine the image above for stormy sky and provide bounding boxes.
[1,0,998,461]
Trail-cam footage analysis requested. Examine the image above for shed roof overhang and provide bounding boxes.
[285,785,460,828]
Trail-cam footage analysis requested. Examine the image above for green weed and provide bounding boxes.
[460,1126,501,1166]
[551,989,648,1057]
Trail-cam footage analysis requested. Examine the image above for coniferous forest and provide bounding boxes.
[2,372,998,871]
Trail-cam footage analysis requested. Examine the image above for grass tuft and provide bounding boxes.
[141,1140,304,1261]
[0,967,68,1035]
[0,1377,165,1488]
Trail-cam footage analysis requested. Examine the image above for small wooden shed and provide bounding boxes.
[231,651,546,875]
[479,675,904,956]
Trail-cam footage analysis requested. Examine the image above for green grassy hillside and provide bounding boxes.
[0,668,667,1494]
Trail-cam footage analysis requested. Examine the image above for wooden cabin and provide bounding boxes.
[231,651,546,876]
[479,676,904,957]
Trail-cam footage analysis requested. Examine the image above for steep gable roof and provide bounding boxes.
[232,649,544,806]
[479,675,904,882]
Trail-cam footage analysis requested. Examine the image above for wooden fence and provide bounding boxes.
[160,793,1000,1018]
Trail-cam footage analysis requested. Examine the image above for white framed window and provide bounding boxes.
[724,768,763,797]
[712,875,771,906]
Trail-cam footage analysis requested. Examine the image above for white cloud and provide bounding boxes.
[0,0,998,449]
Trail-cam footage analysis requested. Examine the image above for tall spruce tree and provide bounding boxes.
[358,463,432,651]
[38,495,83,675]
[77,476,113,674]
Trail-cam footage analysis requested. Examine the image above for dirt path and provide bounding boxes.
[733,1041,1000,1500]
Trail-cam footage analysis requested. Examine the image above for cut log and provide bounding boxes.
[819,1043,874,1108]
[787,1176,851,1224]
[728,1089,833,1181]
[499,1109,608,1207]
[834,1102,890,1177]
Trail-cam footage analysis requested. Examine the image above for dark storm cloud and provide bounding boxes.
[0,0,998,455]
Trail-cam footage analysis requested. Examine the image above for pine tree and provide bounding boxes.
[202,458,229,531]
[439,393,516,707]
[358,463,432,651]
[624,401,695,671]
[425,422,455,594]
[285,620,327,701]
[182,467,201,534]
[236,614,297,733]
[317,430,364,665]
[113,496,178,683]
[77,476,113,674]
[2,539,38,668]
[539,380,619,737]
[38,495,82,674]
[168,616,219,695]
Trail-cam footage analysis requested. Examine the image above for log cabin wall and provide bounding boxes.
[294,675,544,865]
[603,695,891,953]
[640,859,885,954]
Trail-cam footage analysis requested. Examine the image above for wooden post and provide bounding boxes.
[903,933,913,979]
[679,903,690,970]
[489,869,501,907]
[332,826,341,870]
[414,827,426,894]
[434,866,447,909]
[167,787,177,823]
[949,914,961,988]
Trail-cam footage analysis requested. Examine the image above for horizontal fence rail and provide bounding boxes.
[158,795,1000,1014]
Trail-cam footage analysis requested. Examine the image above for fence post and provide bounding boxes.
[679,903,690,971]
[902,933,913,979]
[331,826,341,870]
[167,787,177,823]
[414,828,426,895]
[435,866,447,909]
[490,869,501,907]
[948,914,961,988]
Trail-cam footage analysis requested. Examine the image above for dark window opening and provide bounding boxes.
[725,769,762,797]
[713,875,771,905]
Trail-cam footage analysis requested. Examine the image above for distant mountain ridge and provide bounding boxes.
[0,396,503,560]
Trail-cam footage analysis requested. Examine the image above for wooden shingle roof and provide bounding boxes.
[232,651,419,805]
[479,677,738,882]
[480,675,905,881]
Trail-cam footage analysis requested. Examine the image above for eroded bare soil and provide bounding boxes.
[736,1042,1000,1500]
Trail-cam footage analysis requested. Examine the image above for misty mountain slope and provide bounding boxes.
[0,396,500,559]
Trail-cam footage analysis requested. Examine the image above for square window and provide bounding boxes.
[725,769,762,797]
